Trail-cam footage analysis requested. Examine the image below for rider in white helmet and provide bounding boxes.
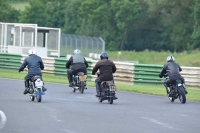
[66,49,88,87]
[19,49,47,94]
[159,55,188,94]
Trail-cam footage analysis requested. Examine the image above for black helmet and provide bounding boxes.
[100,52,108,60]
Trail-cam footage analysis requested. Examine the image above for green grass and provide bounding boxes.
[0,69,199,102]
[9,2,29,11]
[108,50,200,67]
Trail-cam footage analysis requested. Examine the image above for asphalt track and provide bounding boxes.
[0,78,199,133]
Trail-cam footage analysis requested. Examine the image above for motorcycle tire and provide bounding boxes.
[108,97,113,104]
[36,89,42,102]
[30,95,35,101]
[178,87,186,104]
[98,97,103,103]
[80,81,85,94]
[72,87,76,92]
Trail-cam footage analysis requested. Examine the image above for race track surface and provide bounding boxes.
[0,78,199,133]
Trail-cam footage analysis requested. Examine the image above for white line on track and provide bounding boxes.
[0,110,7,129]
[141,117,182,131]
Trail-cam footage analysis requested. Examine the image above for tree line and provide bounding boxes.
[1,0,200,52]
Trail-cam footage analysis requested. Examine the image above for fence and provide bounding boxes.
[0,53,200,87]
[61,34,105,58]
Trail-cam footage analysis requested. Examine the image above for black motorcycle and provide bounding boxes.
[166,79,186,104]
[29,76,45,102]
[96,73,117,104]
[71,72,87,93]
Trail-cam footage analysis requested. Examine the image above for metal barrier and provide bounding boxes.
[133,64,164,84]
[0,53,21,70]
[54,58,93,80]
[21,55,55,74]
[0,53,200,86]
[90,61,134,84]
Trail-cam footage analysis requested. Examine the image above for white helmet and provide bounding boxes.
[28,49,36,55]
[166,55,175,62]
[74,49,81,55]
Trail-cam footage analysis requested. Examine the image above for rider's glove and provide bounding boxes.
[19,69,22,72]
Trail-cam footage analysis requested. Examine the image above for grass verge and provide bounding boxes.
[0,69,199,102]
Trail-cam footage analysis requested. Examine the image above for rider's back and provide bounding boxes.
[92,59,116,81]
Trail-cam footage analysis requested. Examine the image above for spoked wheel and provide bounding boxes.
[178,87,186,104]
[80,81,85,94]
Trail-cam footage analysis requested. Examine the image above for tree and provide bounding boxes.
[0,0,20,22]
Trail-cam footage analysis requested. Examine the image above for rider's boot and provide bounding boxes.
[42,86,47,92]
[183,84,188,94]
[95,81,101,97]
[96,92,101,97]
[67,74,73,87]
[23,80,29,94]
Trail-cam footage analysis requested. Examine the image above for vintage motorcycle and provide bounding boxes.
[29,75,45,102]
[96,73,117,104]
[165,78,186,104]
[71,72,87,93]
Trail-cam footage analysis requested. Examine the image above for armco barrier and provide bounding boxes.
[134,64,200,86]
[133,64,164,84]
[1,53,200,87]
[21,55,55,74]
[0,53,22,70]
[54,58,93,80]
[90,61,134,84]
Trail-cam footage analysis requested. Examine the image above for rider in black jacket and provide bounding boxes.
[66,49,88,87]
[19,49,46,94]
[159,55,188,94]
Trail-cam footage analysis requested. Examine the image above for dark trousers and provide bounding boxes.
[67,69,87,83]
[95,78,102,95]
[24,74,42,89]
[164,76,185,88]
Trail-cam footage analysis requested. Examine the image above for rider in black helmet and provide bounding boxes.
[92,52,117,97]
[159,55,188,94]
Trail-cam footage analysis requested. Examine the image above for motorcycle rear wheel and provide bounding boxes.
[108,97,113,104]
[178,87,186,104]
[80,81,85,94]
[36,89,42,102]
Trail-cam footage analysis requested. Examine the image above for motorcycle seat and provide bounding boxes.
[30,76,42,81]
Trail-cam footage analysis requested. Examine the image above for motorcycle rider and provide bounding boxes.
[92,52,117,97]
[19,49,47,94]
[66,49,88,87]
[159,55,188,94]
